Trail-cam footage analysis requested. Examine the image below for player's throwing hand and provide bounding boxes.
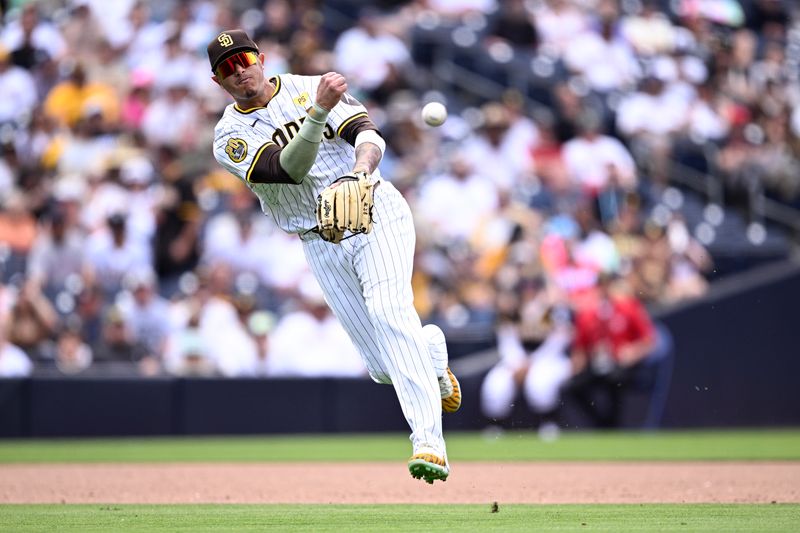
[316,72,347,111]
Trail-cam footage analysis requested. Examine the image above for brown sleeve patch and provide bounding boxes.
[246,142,297,184]
[337,114,382,146]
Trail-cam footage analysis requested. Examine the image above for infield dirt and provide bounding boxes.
[1,462,798,504]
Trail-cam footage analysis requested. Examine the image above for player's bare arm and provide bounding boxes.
[353,142,382,175]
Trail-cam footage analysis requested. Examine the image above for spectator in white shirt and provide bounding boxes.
[202,188,274,279]
[334,8,411,101]
[616,76,686,183]
[498,93,541,175]
[168,262,241,353]
[163,312,216,377]
[533,0,590,56]
[84,212,152,296]
[60,1,108,66]
[426,0,498,17]
[416,153,500,243]
[572,203,621,275]
[563,111,637,194]
[684,82,729,143]
[141,71,202,150]
[53,325,93,375]
[617,76,687,138]
[27,208,85,295]
[118,156,159,248]
[115,1,168,69]
[80,167,129,235]
[563,17,640,94]
[211,297,274,378]
[202,187,309,299]
[0,328,33,377]
[266,277,367,378]
[242,311,274,377]
[162,1,217,57]
[1,4,66,69]
[461,102,536,193]
[116,267,171,360]
[481,295,572,435]
[137,31,205,93]
[722,29,759,105]
[620,0,678,56]
[168,265,242,372]
[0,45,37,126]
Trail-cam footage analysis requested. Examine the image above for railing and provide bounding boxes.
[762,197,800,239]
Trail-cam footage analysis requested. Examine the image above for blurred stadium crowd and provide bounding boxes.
[0,0,796,392]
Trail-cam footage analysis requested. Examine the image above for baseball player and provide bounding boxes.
[207,30,460,483]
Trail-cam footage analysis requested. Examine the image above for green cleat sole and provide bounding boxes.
[408,459,449,484]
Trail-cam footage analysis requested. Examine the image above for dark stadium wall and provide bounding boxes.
[657,261,800,428]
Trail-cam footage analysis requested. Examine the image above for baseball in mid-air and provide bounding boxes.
[421,102,447,127]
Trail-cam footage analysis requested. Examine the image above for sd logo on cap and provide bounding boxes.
[207,29,259,72]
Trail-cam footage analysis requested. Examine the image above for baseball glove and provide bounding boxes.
[315,171,374,243]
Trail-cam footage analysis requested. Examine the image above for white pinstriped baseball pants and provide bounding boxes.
[302,181,445,456]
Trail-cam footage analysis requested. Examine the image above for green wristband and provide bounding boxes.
[297,104,328,142]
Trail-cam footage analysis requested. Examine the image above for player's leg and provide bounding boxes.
[302,237,392,384]
[351,182,448,482]
[422,323,461,413]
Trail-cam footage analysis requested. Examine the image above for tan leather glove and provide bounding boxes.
[315,171,374,243]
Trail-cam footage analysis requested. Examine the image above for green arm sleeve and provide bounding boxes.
[278,104,329,183]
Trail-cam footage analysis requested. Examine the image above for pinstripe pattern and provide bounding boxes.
[303,183,445,456]
[212,73,447,459]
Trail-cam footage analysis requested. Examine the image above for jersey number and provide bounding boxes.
[225,138,248,163]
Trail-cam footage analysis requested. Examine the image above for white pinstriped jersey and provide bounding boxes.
[212,73,381,233]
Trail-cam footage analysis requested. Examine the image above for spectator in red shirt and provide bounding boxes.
[565,273,656,427]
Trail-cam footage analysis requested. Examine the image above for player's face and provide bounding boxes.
[212,51,265,100]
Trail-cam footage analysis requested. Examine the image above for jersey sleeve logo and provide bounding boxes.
[218,33,234,47]
[293,92,311,108]
[225,138,247,163]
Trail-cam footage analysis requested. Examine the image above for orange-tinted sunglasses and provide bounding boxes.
[215,51,259,80]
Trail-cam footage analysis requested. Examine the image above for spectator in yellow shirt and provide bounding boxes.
[43,63,118,128]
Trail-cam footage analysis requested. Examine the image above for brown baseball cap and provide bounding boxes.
[207,29,259,72]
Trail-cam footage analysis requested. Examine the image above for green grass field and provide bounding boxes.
[1,429,799,463]
[1,430,799,532]
[2,504,799,532]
